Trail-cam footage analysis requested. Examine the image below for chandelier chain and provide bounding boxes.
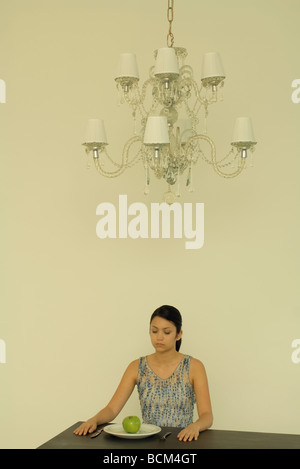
[167,0,175,47]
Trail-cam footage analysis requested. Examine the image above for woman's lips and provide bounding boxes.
[156,343,164,347]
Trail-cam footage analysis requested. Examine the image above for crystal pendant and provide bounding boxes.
[165,167,177,185]
[186,166,194,192]
[163,187,176,205]
[144,166,150,195]
[85,149,92,169]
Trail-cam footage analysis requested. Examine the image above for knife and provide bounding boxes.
[90,428,104,439]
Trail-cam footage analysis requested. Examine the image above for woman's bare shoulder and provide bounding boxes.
[125,358,140,375]
[129,358,140,367]
[189,357,207,375]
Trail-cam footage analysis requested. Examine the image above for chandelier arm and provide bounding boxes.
[121,77,157,121]
[199,147,240,168]
[93,136,142,178]
[189,79,205,106]
[191,98,203,120]
[136,84,151,119]
[185,134,246,178]
[122,90,138,110]
[194,79,223,109]
[180,100,200,130]
[140,77,154,103]
[181,78,217,123]
[184,76,213,109]
[122,135,143,166]
[118,78,155,120]
[94,157,125,178]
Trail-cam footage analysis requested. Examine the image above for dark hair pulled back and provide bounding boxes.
[150,305,182,351]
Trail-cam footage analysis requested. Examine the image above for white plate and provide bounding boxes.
[103,423,161,439]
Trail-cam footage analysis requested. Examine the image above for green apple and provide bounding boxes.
[122,415,141,434]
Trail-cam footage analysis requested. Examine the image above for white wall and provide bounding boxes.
[0,0,299,448]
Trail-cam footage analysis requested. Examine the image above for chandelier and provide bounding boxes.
[83,0,257,204]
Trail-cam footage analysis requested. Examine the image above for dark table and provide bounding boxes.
[38,422,300,450]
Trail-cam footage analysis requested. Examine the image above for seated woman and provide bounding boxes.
[74,305,213,442]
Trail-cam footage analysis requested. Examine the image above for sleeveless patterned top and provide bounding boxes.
[137,355,196,427]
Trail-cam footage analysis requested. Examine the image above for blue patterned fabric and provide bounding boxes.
[137,355,196,427]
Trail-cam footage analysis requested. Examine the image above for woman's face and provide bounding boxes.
[150,316,182,352]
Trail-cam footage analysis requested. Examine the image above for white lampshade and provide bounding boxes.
[154,47,179,77]
[84,119,108,144]
[116,53,139,79]
[232,117,256,143]
[201,52,225,79]
[144,116,170,145]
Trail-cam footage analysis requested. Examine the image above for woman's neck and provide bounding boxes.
[152,349,182,365]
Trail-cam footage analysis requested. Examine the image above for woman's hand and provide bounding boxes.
[177,423,200,442]
[73,418,98,436]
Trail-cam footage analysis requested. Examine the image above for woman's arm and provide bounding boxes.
[177,358,213,442]
[73,359,139,436]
